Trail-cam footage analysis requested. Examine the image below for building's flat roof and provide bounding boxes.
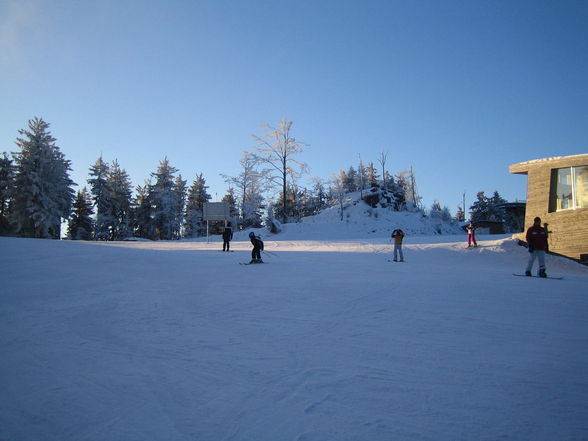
[510,153,588,174]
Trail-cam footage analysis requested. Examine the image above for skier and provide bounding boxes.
[466,221,477,247]
[525,216,548,277]
[222,222,233,252]
[391,228,405,262]
[248,232,264,264]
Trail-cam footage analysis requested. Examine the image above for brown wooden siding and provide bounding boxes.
[510,154,588,261]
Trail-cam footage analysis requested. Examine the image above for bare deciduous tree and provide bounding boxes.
[251,119,308,223]
[378,150,388,189]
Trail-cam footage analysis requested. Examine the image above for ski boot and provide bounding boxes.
[525,270,532,277]
[538,268,547,278]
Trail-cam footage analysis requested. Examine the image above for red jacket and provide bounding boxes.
[526,225,548,251]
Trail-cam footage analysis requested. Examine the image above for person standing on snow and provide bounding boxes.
[466,221,478,247]
[222,222,233,252]
[249,232,264,264]
[391,228,405,262]
[525,216,548,277]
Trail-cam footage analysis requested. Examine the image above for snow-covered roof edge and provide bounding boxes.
[511,153,588,167]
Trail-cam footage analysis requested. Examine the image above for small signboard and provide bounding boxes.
[203,202,230,221]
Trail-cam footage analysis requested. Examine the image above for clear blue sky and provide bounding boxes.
[1,0,587,213]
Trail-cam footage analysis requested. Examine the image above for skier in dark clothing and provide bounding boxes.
[525,216,548,277]
[249,232,264,264]
[222,222,233,252]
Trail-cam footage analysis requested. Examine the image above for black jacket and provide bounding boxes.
[250,235,264,250]
[222,227,233,241]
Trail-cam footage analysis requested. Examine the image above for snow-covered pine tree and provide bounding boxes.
[471,190,515,230]
[68,187,94,240]
[221,187,238,221]
[172,175,187,240]
[470,191,490,222]
[389,174,406,210]
[242,180,264,228]
[88,156,113,240]
[365,162,379,188]
[107,160,133,240]
[184,173,211,237]
[150,158,178,240]
[430,200,443,219]
[455,206,466,222]
[310,176,329,215]
[441,205,453,222]
[488,191,508,219]
[0,152,15,235]
[272,183,301,223]
[132,181,155,239]
[344,167,357,193]
[297,187,315,218]
[429,200,452,222]
[11,118,75,238]
[221,152,264,229]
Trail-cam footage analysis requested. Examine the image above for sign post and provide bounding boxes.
[203,202,231,242]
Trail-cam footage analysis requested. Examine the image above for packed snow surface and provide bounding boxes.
[2,225,588,440]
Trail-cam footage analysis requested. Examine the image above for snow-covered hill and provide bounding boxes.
[1,210,587,440]
[236,192,463,242]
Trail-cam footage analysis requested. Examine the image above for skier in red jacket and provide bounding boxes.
[525,216,548,277]
[466,221,477,247]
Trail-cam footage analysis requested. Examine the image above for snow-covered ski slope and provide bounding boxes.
[1,231,587,441]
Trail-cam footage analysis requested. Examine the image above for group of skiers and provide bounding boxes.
[465,218,549,277]
[224,217,550,275]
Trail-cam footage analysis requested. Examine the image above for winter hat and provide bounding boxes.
[249,232,255,238]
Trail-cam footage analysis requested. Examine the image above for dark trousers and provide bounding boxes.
[223,240,230,251]
[251,246,262,260]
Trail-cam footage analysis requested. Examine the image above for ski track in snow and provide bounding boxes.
[1,235,588,441]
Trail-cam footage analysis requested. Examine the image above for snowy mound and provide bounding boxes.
[242,192,462,241]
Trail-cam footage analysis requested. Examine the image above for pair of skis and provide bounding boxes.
[239,250,278,265]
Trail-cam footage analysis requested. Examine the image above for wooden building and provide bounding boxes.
[510,154,588,262]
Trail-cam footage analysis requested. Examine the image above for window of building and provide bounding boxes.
[576,166,588,209]
[550,166,588,211]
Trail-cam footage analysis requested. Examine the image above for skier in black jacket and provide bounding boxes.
[249,232,264,264]
[222,222,233,252]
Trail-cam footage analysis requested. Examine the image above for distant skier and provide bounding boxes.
[525,216,548,277]
[391,228,405,262]
[222,222,233,252]
[466,221,477,247]
[249,232,264,264]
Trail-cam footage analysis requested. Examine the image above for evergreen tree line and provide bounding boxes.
[0,117,519,240]
[0,118,219,240]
